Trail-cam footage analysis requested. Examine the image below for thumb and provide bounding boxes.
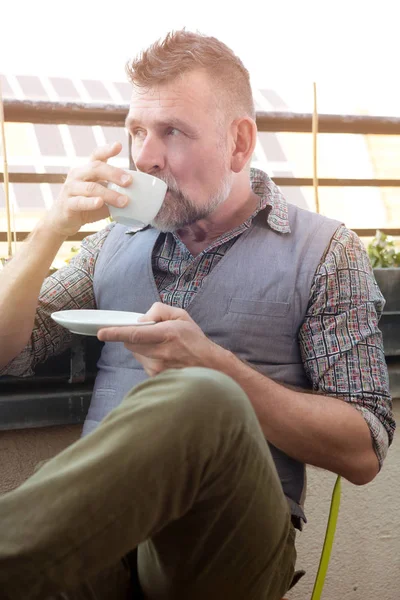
[138,302,190,323]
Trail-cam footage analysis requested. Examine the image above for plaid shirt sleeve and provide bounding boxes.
[299,225,395,467]
[0,223,114,377]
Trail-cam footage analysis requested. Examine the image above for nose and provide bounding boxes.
[133,134,166,174]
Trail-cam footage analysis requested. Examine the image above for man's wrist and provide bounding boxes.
[38,216,69,244]
[206,343,243,379]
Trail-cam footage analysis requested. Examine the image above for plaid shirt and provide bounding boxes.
[3,169,395,466]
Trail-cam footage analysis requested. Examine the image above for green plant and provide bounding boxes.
[367,230,400,268]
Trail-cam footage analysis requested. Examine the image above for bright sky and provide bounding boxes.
[1,0,400,114]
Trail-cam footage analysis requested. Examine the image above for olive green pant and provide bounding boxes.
[0,368,296,600]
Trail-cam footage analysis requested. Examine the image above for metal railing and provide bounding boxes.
[1,99,400,241]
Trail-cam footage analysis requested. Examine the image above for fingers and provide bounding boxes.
[47,142,133,236]
[89,142,122,162]
[132,353,164,377]
[67,143,132,191]
[66,196,103,212]
[72,160,132,188]
[97,324,164,345]
[138,302,190,323]
[66,181,128,209]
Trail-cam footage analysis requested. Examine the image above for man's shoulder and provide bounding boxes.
[283,203,343,253]
[286,202,343,229]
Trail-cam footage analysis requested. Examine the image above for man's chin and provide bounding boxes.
[151,214,196,233]
[151,223,177,233]
[151,194,190,232]
[150,214,178,233]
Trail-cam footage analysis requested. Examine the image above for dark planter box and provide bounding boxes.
[374,268,400,356]
[374,268,400,312]
[0,336,103,429]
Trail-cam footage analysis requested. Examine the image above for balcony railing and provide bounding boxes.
[1,98,400,241]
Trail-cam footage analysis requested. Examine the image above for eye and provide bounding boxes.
[167,127,180,136]
[131,128,146,141]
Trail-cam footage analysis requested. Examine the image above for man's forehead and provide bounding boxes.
[128,71,215,113]
[126,93,194,130]
[129,86,187,110]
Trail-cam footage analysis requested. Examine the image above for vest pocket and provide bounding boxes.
[227,298,293,340]
[228,298,290,318]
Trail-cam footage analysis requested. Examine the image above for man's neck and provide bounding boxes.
[176,188,260,256]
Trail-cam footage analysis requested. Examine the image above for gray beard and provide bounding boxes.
[150,172,233,233]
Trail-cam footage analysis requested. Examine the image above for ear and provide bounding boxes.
[229,117,257,173]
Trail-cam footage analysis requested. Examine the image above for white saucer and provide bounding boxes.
[51,310,156,336]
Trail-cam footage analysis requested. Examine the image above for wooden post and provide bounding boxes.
[312,82,320,214]
[0,79,12,257]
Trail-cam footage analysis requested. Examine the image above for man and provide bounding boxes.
[0,30,395,600]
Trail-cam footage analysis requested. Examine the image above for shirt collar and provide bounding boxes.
[249,168,291,234]
[125,168,291,235]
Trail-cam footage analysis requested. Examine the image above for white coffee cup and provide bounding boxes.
[107,170,167,228]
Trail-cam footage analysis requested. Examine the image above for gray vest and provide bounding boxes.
[88,204,341,524]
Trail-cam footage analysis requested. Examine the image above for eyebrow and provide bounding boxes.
[125,116,198,136]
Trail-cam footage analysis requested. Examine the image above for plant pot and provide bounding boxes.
[374,268,400,356]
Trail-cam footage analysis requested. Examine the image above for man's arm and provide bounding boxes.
[0,226,113,376]
[0,142,131,372]
[216,353,380,485]
[0,222,67,370]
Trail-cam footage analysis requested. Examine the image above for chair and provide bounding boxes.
[283,475,342,600]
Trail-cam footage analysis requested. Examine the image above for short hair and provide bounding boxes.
[126,30,255,121]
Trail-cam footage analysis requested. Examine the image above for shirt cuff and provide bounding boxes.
[353,405,389,468]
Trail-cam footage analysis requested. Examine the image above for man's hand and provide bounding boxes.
[97,302,225,377]
[44,143,132,238]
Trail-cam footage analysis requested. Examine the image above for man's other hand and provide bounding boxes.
[97,302,225,377]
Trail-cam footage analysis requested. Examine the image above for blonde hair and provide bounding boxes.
[126,30,255,121]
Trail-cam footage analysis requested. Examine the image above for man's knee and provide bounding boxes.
[157,367,254,426]
[122,367,256,436]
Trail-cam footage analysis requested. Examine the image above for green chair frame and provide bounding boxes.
[284,476,342,600]
[310,475,342,600]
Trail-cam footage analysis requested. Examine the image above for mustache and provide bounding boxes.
[154,173,181,195]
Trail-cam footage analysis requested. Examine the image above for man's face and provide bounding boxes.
[125,70,233,232]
